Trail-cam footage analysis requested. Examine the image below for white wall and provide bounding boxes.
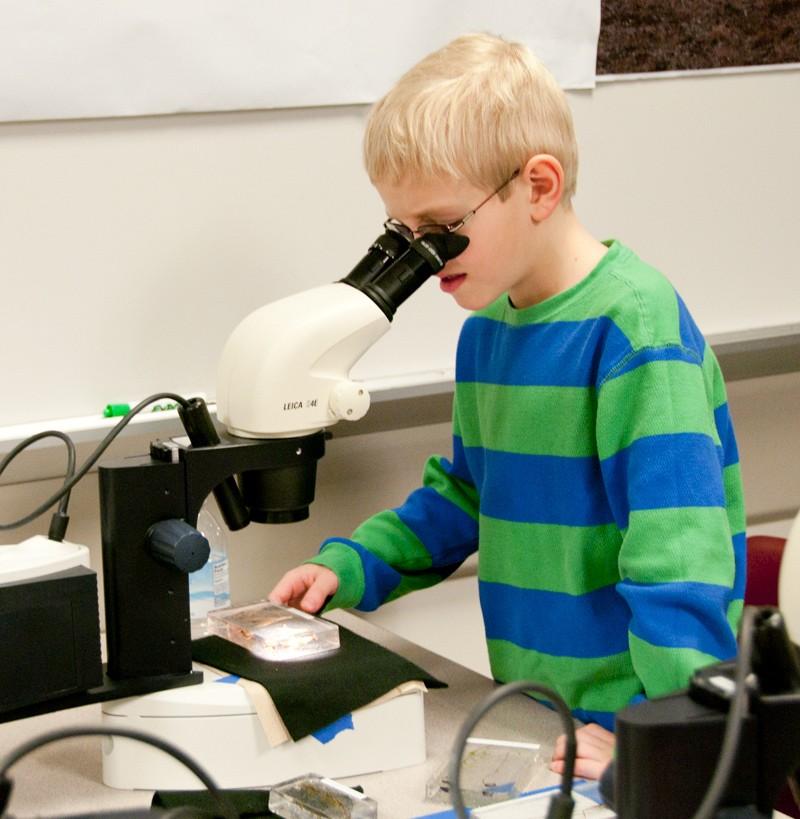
[0,68,798,428]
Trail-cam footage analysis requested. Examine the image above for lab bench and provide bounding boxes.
[0,609,565,818]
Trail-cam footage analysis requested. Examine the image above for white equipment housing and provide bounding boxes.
[101,673,426,790]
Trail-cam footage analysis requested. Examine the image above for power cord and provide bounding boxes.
[0,430,76,541]
[0,393,190,535]
[0,725,238,819]
[691,605,757,819]
[448,680,577,818]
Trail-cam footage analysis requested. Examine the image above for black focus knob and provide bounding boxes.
[147,518,210,573]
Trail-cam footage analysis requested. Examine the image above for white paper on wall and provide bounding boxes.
[0,0,600,122]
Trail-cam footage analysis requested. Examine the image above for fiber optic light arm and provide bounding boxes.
[216,232,468,439]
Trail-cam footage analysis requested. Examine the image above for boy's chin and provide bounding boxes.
[450,289,499,312]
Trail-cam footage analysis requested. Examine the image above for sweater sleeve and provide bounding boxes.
[307,431,480,612]
[596,343,745,699]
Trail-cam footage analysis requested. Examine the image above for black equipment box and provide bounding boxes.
[0,565,102,714]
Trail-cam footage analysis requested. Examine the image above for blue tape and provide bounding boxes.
[312,713,354,744]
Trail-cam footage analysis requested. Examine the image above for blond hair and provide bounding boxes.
[363,32,578,203]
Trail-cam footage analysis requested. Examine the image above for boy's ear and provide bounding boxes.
[522,154,564,222]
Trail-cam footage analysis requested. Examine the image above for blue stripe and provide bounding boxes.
[714,402,740,467]
[610,345,701,379]
[480,580,631,658]
[572,707,616,732]
[457,315,633,388]
[395,486,478,567]
[465,447,614,526]
[618,579,738,659]
[677,293,707,359]
[732,531,747,600]
[601,433,726,528]
[321,539,401,611]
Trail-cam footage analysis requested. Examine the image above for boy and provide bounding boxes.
[270,32,745,778]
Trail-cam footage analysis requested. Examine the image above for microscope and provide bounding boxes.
[101,227,466,691]
[0,229,467,786]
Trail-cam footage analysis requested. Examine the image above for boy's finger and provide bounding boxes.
[573,757,610,781]
[551,734,566,759]
[300,576,332,613]
[269,569,311,605]
[549,757,610,782]
[578,724,616,748]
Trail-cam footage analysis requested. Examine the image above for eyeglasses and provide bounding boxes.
[384,168,520,242]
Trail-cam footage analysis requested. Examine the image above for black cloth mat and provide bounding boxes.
[152,788,274,816]
[191,623,446,741]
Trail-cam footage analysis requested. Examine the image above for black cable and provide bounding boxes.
[691,605,758,819]
[448,680,577,819]
[0,429,77,540]
[0,725,238,819]
[0,393,189,532]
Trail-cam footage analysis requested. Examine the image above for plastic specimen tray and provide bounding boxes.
[207,601,340,662]
[268,773,377,818]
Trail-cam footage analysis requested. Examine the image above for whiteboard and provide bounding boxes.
[1,70,798,430]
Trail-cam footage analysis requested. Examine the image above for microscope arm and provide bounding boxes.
[216,282,388,438]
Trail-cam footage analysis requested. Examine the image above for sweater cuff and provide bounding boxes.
[305,540,365,611]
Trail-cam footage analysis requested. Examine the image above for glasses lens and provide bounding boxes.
[384,220,414,241]
[416,223,451,236]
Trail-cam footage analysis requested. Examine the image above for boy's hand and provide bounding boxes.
[549,722,615,780]
[268,564,339,614]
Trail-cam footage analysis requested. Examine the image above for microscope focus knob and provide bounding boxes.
[329,380,371,422]
[147,518,210,573]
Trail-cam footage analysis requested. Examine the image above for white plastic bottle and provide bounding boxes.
[189,504,231,638]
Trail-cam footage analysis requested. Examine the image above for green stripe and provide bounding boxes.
[727,598,743,635]
[419,455,479,520]
[598,359,718,458]
[488,639,643,713]
[702,346,728,410]
[307,542,365,610]
[603,266,682,346]
[629,632,721,697]
[483,243,683,352]
[456,383,597,456]
[478,516,621,593]
[723,463,746,535]
[621,507,735,586]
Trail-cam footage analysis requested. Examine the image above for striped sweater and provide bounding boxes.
[310,240,746,729]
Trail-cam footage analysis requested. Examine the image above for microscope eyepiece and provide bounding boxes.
[358,232,469,320]
[339,229,410,290]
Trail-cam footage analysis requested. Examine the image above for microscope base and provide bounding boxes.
[101,672,427,789]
